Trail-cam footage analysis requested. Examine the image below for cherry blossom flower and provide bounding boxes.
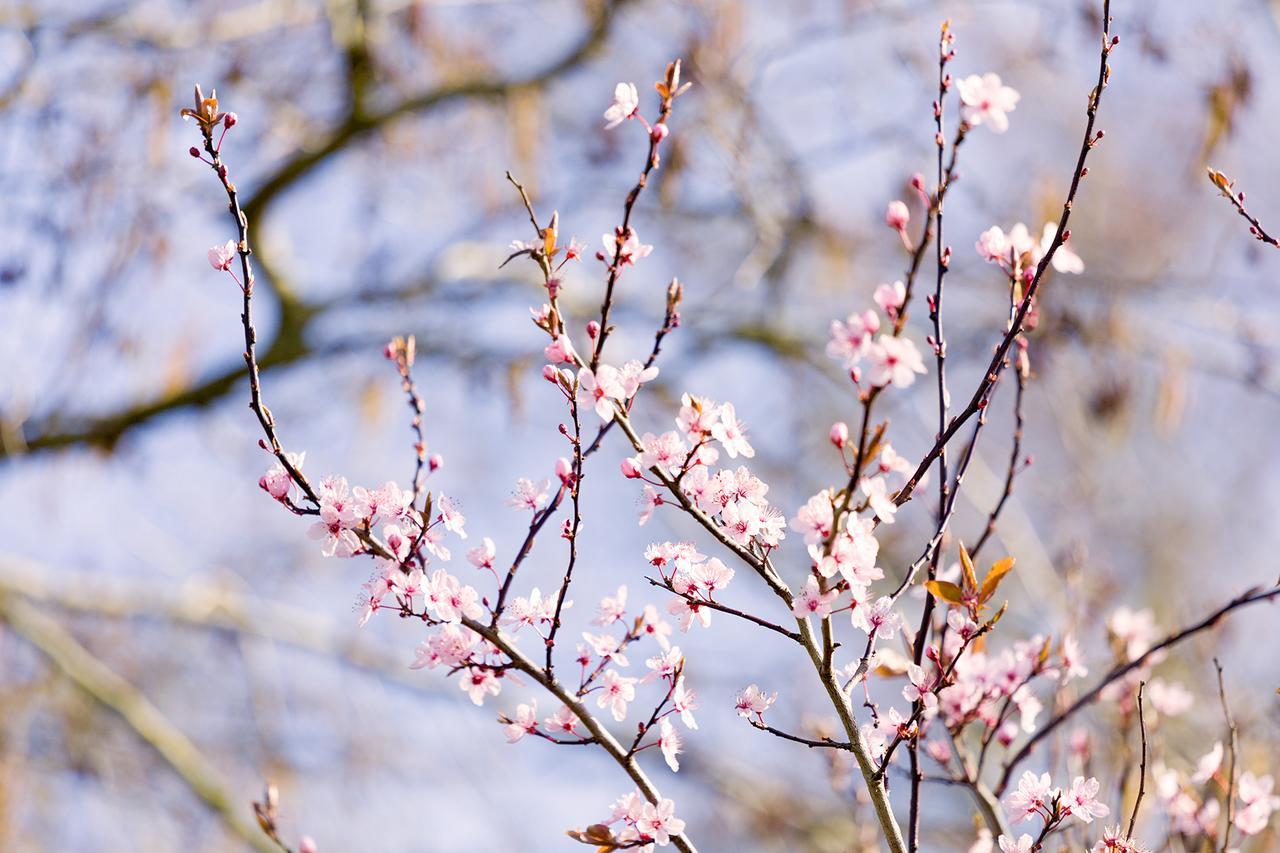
[860,475,898,523]
[604,82,641,128]
[903,663,938,713]
[409,623,476,670]
[734,684,777,720]
[710,403,755,459]
[577,364,627,421]
[657,718,682,771]
[865,335,927,389]
[618,359,659,397]
[638,484,665,525]
[1005,771,1056,823]
[544,334,577,364]
[207,239,236,271]
[689,557,734,596]
[583,632,630,668]
[790,490,834,545]
[597,670,638,722]
[1064,776,1110,824]
[259,452,305,500]
[466,537,496,571]
[851,595,901,639]
[1146,678,1193,717]
[503,587,557,630]
[666,595,710,632]
[544,704,580,735]
[1039,222,1084,273]
[640,431,689,476]
[437,495,466,538]
[639,604,674,650]
[997,834,1033,853]
[603,229,654,267]
[460,667,501,706]
[426,569,484,623]
[644,645,682,683]
[1191,742,1223,785]
[1107,606,1157,661]
[827,310,881,369]
[792,575,839,619]
[595,586,628,625]
[1090,825,1153,853]
[671,677,699,729]
[504,700,539,743]
[637,798,685,847]
[1059,633,1088,681]
[956,73,1020,133]
[1236,772,1279,836]
[813,519,882,586]
[506,477,551,511]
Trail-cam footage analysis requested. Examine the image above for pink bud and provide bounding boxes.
[651,122,669,142]
[188,146,201,158]
[885,200,910,232]
[621,458,643,479]
[910,173,926,193]
[586,321,600,339]
[829,421,848,449]
[428,453,443,472]
[299,837,317,853]
[556,456,573,483]
[383,341,397,360]
[542,364,560,383]
[223,112,238,129]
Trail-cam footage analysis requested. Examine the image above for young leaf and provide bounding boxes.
[925,580,965,605]
[979,556,1016,604]
[958,542,978,592]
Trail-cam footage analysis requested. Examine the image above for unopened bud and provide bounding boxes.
[428,453,443,472]
[189,146,201,158]
[223,112,238,129]
[586,321,600,339]
[542,364,560,383]
[621,457,643,479]
[651,122,669,142]
[829,421,848,449]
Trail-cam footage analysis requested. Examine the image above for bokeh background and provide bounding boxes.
[2,0,1279,850]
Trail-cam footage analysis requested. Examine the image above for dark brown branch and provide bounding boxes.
[748,719,851,751]
[646,577,801,642]
[1207,168,1280,249]
[1126,682,1148,839]
[1214,658,1238,853]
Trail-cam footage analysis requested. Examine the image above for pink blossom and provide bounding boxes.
[1005,770,1055,823]
[874,280,907,315]
[852,595,902,639]
[734,683,776,719]
[813,519,882,586]
[671,677,699,729]
[207,239,236,271]
[639,604,674,650]
[298,837,316,853]
[1040,222,1084,274]
[790,490,835,545]
[657,718,682,771]
[885,200,910,232]
[603,229,653,267]
[689,557,734,596]
[466,537,496,570]
[597,669,638,722]
[544,334,577,364]
[644,645,683,683]
[583,632,630,668]
[956,73,1021,133]
[1146,678,1193,717]
[437,495,466,538]
[504,699,538,743]
[1064,776,1110,824]
[903,662,939,713]
[1107,606,1157,661]
[618,359,659,397]
[997,834,1033,853]
[976,226,1010,264]
[594,585,628,626]
[666,595,710,632]
[506,477,551,511]
[544,704,580,735]
[826,310,881,369]
[638,484,665,525]
[409,624,477,670]
[460,667,501,706]
[640,431,689,476]
[860,475,898,523]
[791,575,839,619]
[710,403,755,459]
[604,82,641,128]
[829,421,849,448]
[1191,742,1223,785]
[577,364,627,421]
[636,798,685,847]
[865,335,927,389]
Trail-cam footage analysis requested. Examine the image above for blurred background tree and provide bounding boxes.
[1,0,1278,849]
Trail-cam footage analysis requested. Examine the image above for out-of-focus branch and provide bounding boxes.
[2,0,629,461]
[0,591,278,853]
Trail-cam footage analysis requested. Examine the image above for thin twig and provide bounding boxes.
[1126,682,1148,839]
[1214,658,1238,853]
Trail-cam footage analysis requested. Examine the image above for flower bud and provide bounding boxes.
[188,146,201,158]
[651,122,669,142]
[542,364,560,383]
[885,200,910,232]
[556,456,574,483]
[223,112,238,129]
[586,321,600,339]
[829,421,848,449]
[621,457,643,479]
[428,453,443,472]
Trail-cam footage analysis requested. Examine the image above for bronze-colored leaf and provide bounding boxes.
[925,580,965,605]
[979,556,1016,604]
[958,542,978,592]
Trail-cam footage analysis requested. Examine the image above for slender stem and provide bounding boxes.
[1126,683,1148,839]
[1214,658,1238,853]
